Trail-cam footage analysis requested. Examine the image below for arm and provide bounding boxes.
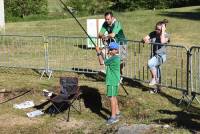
[98,23,109,41]
[98,32,104,39]
[107,33,115,38]
[142,35,150,44]
[98,31,115,41]
[95,46,104,65]
[160,24,169,44]
[99,21,120,41]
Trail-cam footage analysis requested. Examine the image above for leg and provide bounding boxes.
[115,97,120,114]
[119,44,127,75]
[150,68,157,80]
[110,96,117,118]
[120,62,124,75]
[155,65,161,92]
[120,62,125,83]
[106,85,119,125]
[107,86,120,117]
[148,56,158,85]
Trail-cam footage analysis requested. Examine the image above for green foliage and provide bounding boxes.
[64,0,200,13]
[168,0,200,8]
[65,0,114,15]
[111,0,200,11]
[5,0,48,19]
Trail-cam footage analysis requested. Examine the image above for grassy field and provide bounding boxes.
[0,5,200,134]
[48,0,63,12]
[0,68,200,134]
[4,6,200,47]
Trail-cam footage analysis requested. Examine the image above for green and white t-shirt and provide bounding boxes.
[100,20,126,43]
[104,55,120,86]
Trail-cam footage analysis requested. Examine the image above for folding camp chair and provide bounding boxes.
[48,77,81,121]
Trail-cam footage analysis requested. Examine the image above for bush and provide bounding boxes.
[110,0,200,11]
[64,0,114,15]
[5,0,48,19]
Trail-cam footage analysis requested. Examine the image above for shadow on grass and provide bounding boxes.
[80,72,154,92]
[154,91,200,132]
[159,91,200,111]
[34,94,70,115]
[80,85,110,120]
[122,77,154,92]
[159,11,200,21]
[75,44,88,49]
[75,44,96,50]
[154,109,200,133]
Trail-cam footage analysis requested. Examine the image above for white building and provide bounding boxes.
[0,0,5,32]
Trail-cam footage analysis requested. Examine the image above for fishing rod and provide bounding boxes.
[59,0,97,47]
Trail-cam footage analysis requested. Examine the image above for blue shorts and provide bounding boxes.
[148,54,166,70]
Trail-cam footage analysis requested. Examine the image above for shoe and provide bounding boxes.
[99,69,106,74]
[149,90,155,94]
[106,117,119,125]
[116,112,121,118]
[149,79,157,86]
[120,77,123,84]
[149,88,161,94]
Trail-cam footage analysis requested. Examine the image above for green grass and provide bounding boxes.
[48,0,63,13]
[0,68,199,134]
[0,6,200,133]
[4,6,200,47]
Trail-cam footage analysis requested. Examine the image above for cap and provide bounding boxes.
[108,42,119,50]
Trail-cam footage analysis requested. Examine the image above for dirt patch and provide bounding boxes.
[0,114,44,127]
[53,118,90,133]
[0,88,31,104]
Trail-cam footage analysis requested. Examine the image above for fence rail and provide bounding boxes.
[190,46,200,101]
[0,34,199,107]
[124,40,188,91]
[0,35,45,69]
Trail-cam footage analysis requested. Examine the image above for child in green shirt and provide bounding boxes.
[96,42,120,125]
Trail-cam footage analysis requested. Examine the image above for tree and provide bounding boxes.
[64,0,114,15]
[4,0,48,18]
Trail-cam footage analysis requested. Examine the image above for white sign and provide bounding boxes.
[0,0,5,32]
[87,19,105,48]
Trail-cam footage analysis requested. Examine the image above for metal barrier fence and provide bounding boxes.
[189,46,200,104]
[124,40,188,91]
[0,34,199,106]
[46,36,100,73]
[0,35,45,69]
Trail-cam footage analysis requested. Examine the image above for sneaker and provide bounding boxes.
[99,69,106,74]
[149,88,161,94]
[149,90,155,94]
[106,117,119,125]
[149,79,157,86]
[116,112,121,118]
[120,77,123,84]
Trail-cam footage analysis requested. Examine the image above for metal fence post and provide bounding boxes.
[187,50,191,96]
[40,36,52,79]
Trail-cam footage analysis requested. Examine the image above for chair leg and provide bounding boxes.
[67,106,70,122]
[70,97,81,114]
[79,98,81,113]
